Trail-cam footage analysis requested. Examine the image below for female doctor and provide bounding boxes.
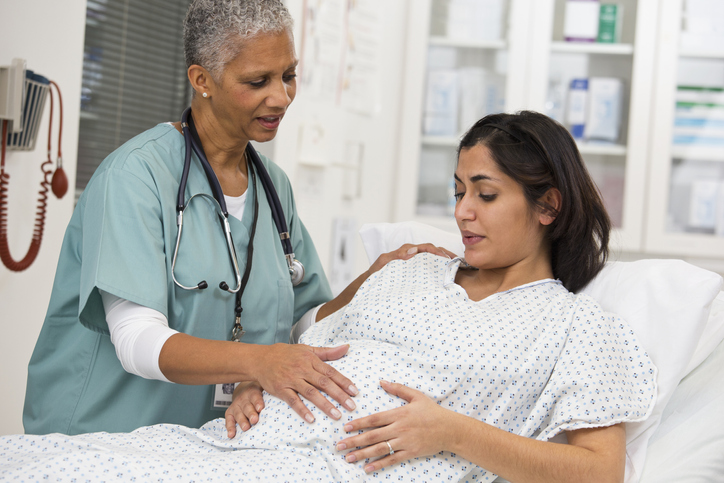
[23,0,446,435]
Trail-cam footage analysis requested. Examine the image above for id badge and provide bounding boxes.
[212,382,240,409]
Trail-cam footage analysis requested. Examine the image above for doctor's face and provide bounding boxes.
[453,144,549,271]
[211,30,298,145]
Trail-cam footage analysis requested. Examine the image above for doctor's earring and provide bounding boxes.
[202,92,208,98]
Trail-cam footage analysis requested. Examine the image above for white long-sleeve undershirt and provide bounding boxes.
[100,291,178,382]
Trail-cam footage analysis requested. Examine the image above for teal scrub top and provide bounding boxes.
[23,123,332,435]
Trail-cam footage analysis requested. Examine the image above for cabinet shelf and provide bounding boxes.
[421,138,629,157]
[428,36,507,50]
[679,48,724,59]
[643,0,724,263]
[550,41,634,55]
[671,145,724,162]
[577,142,627,156]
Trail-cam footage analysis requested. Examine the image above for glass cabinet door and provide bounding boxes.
[418,0,511,217]
[646,0,724,258]
[395,0,529,229]
[527,0,658,252]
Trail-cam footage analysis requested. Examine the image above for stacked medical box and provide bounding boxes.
[445,0,504,43]
[422,44,506,137]
[564,77,624,142]
[680,0,724,51]
[563,1,623,44]
[673,52,724,147]
[673,87,724,146]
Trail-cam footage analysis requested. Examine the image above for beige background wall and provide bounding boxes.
[0,0,88,435]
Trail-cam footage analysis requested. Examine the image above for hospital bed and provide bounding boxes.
[1,222,721,482]
[360,222,724,483]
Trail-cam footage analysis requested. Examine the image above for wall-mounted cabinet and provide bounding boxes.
[396,0,708,263]
[645,0,724,259]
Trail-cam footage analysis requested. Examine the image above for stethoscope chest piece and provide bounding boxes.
[289,258,304,286]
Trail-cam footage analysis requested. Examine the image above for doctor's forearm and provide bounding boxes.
[158,333,261,384]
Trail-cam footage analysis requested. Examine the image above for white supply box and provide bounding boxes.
[423,69,459,136]
[563,0,600,42]
[585,77,623,142]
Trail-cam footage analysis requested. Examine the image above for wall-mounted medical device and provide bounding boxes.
[0,59,28,139]
[0,57,67,272]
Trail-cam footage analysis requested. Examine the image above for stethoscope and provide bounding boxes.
[172,107,304,341]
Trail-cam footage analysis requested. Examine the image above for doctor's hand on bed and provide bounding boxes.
[334,380,456,473]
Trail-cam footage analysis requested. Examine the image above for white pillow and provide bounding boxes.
[685,290,724,374]
[579,260,722,482]
[359,221,724,483]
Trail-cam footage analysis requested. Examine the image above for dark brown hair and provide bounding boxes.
[458,110,610,292]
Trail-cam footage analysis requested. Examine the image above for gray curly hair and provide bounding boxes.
[183,0,294,80]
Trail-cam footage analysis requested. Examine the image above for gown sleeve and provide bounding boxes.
[522,294,658,441]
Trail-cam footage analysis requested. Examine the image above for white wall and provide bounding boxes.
[0,0,409,434]
[0,0,87,435]
[267,0,410,284]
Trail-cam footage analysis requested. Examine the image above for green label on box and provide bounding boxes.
[598,4,620,43]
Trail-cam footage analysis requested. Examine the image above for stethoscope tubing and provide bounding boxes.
[174,107,303,293]
[171,192,242,292]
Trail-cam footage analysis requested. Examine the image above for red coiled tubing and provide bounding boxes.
[0,103,54,271]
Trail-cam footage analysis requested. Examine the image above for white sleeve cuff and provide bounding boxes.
[100,290,178,382]
[289,304,323,344]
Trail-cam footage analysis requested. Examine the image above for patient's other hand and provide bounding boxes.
[369,243,458,275]
[225,381,265,438]
[335,380,455,473]
[316,244,457,323]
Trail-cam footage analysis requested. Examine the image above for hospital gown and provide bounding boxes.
[0,253,657,482]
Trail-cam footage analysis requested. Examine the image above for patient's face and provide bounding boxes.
[453,144,549,273]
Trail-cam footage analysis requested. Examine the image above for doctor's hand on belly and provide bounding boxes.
[224,343,355,438]
[159,333,358,431]
[249,342,357,427]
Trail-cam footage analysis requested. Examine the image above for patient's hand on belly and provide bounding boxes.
[334,380,455,474]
